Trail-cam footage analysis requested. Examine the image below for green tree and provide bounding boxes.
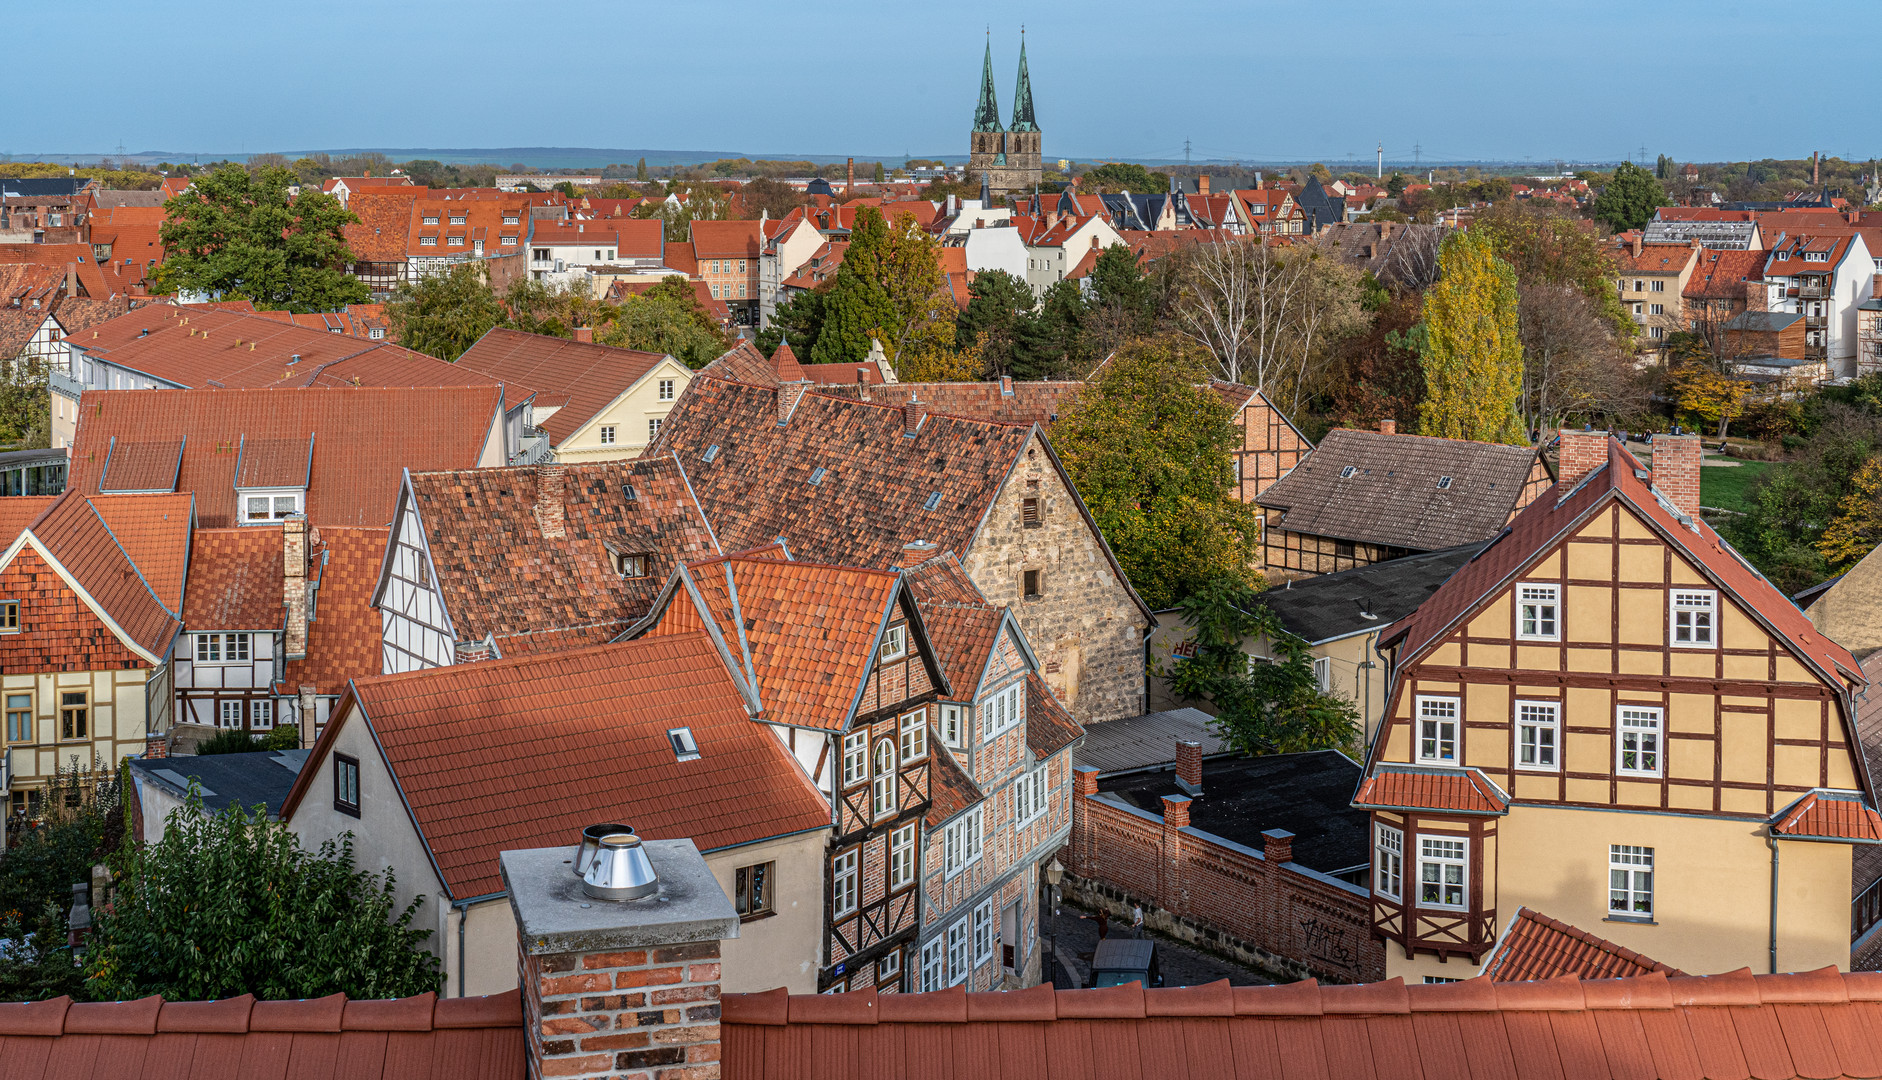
[1817,456,1882,569]
[152,163,369,312]
[1590,161,1669,234]
[1,764,124,1001]
[597,280,731,368]
[384,262,508,361]
[86,793,440,1002]
[1049,336,1258,608]
[1470,200,1633,337]
[956,270,1041,377]
[1416,230,1527,444]
[1079,162,1169,195]
[756,287,827,358]
[1089,242,1155,327]
[0,355,51,448]
[873,162,886,184]
[811,207,896,363]
[636,157,648,181]
[1163,577,1361,756]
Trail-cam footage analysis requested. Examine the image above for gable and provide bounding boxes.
[0,545,151,671]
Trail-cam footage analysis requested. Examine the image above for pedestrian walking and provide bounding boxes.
[1131,904,1144,939]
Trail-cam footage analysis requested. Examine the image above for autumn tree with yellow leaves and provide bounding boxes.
[1416,230,1528,445]
[1817,457,1882,570]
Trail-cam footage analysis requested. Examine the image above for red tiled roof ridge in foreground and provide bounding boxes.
[1352,763,1510,815]
[1485,906,1684,983]
[1772,788,1882,842]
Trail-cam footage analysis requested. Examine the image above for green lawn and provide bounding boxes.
[1701,460,1773,514]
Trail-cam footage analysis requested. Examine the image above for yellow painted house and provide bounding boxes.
[1357,432,1879,982]
[454,327,691,462]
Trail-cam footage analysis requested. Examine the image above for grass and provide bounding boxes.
[1701,460,1774,515]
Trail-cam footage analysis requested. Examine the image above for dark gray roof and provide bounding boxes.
[1096,750,1367,872]
[1255,543,1483,643]
[129,750,309,819]
[0,178,91,198]
[1075,708,1228,775]
[0,447,67,469]
[1256,428,1543,552]
[1725,310,1803,332]
[92,189,166,208]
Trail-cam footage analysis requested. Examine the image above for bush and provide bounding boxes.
[0,764,122,1001]
[195,729,263,755]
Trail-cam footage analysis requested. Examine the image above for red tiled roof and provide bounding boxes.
[661,240,699,276]
[343,188,424,263]
[1352,764,1509,814]
[182,527,284,631]
[0,244,122,298]
[0,496,57,546]
[455,327,666,446]
[69,386,504,529]
[20,491,186,660]
[698,340,783,385]
[1772,789,1882,842]
[817,380,1083,425]
[284,633,829,898]
[771,341,806,380]
[924,740,983,825]
[1485,907,1684,982]
[689,219,762,258]
[291,525,387,694]
[904,554,1002,700]
[527,219,662,258]
[1683,248,1767,301]
[0,990,524,1080]
[89,492,193,612]
[1613,241,1698,275]
[1765,233,1857,278]
[1025,671,1082,757]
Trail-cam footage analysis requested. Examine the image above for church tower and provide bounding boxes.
[1005,36,1042,181]
[968,39,1006,173]
[966,35,1041,202]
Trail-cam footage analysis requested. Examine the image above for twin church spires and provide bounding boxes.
[968,35,1042,200]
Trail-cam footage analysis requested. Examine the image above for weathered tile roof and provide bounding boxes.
[904,554,1003,700]
[924,741,984,826]
[285,633,829,898]
[291,526,389,694]
[0,244,121,298]
[69,386,504,528]
[698,341,796,386]
[1025,671,1083,758]
[89,492,193,612]
[1684,248,1768,301]
[343,187,424,262]
[0,495,57,544]
[397,457,720,657]
[1613,240,1698,276]
[1484,907,1683,982]
[182,527,284,631]
[817,380,1085,425]
[1772,789,1882,842]
[455,327,665,446]
[689,218,762,258]
[1351,764,1510,815]
[20,491,187,661]
[1256,427,1544,552]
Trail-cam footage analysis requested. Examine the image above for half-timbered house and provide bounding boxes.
[1211,380,1311,505]
[1357,431,1879,981]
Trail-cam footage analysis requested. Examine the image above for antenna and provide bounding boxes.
[1413,144,1421,170]
[1185,140,1191,167]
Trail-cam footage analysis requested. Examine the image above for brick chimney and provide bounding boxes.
[535,465,568,540]
[503,839,735,1080]
[65,262,78,297]
[777,381,809,424]
[1000,375,1013,396]
[1631,234,1643,258]
[573,326,594,343]
[1377,418,1395,436]
[1174,740,1203,796]
[896,540,937,568]
[903,395,926,437]
[1651,433,1703,517]
[1160,794,1191,830]
[283,515,309,661]
[1198,175,1211,196]
[1556,428,1609,491]
[297,685,318,746]
[846,157,854,197]
[1074,764,1099,799]
[1262,829,1295,865]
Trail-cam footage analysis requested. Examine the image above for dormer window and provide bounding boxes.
[879,624,907,663]
[240,489,304,523]
[1339,465,1358,479]
[611,551,649,579]
[422,214,439,225]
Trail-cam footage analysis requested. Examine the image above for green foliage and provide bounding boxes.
[0,355,51,448]
[758,288,826,358]
[1079,162,1169,195]
[384,262,509,361]
[1470,201,1632,337]
[0,765,123,1001]
[0,907,87,1002]
[1049,337,1258,608]
[1590,162,1669,234]
[1163,577,1361,756]
[596,281,732,368]
[262,725,301,751]
[1416,231,1527,444]
[957,270,1043,374]
[1090,243,1156,330]
[811,207,897,363]
[1722,404,1882,593]
[153,164,369,312]
[636,157,648,181]
[195,730,265,756]
[86,793,440,1002]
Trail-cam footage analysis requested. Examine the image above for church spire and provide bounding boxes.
[1009,32,1039,133]
[972,34,1004,133]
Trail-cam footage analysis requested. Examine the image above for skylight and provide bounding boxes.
[703,444,720,462]
[1339,466,1358,479]
[668,727,700,762]
[1437,476,1453,489]
[924,491,942,511]
[809,467,827,485]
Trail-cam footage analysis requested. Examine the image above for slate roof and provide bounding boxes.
[129,749,309,819]
[1074,708,1229,776]
[1251,544,1481,644]
[1726,310,1804,332]
[454,327,667,446]
[395,457,720,656]
[284,634,830,898]
[816,380,1085,425]
[68,386,504,529]
[1484,907,1682,982]
[1352,764,1511,815]
[1256,427,1544,552]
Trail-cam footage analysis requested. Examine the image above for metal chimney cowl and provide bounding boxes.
[575,822,634,879]
[582,832,659,901]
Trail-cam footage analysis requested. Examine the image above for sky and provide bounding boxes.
[14,0,1881,166]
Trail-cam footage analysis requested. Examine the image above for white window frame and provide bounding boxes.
[1414,696,1460,766]
[648,417,662,440]
[250,699,273,730]
[841,730,868,788]
[1609,845,1654,918]
[920,938,945,991]
[879,624,907,663]
[946,918,970,985]
[1515,583,1560,641]
[898,709,926,763]
[972,901,994,965]
[1417,835,1468,911]
[871,740,897,819]
[939,704,963,749]
[965,806,983,865]
[659,378,675,401]
[877,948,902,989]
[944,816,964,879]
[218,699,244,729]
[1515,700,1560,772]
[1312,656,1331,692]
[599,425,616,445]
[981,682,1024,743]
[1669,589,1717,648]
[1374,824,1403,900]
[889,823,916,891]
[195,632,251,665]
[1616,706,1663,777]
[239,488,304,524]
[831,849,859,919]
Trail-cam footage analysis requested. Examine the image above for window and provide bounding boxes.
[505,214,520,226]
[878,948,901,989]
[647,417,662,440]
[599,425,616,445]
[195,633,251,664]
[939,704,963,748]
[59,691,86,741]
[1374,824,1403,899]
[1436,476,1452,489]
[944,807,984,879]
[1650,279,1665,292]
[832,849,858,918]
[1632,302,1643,315]
[500,235,517,246]
[872,740,897,818]
[219,700,244,729]
[251,699,273,730]
[369,327,386,339]
[921,938,945,991]
[5,693,30,743]
[1023,569,1042,599]
[1650,326,1664,340]
[1609,845,1653,918]
[1312,656,1331,692]
[841,730,868,787]
[242,491,301,523]
[889,823,916,891]
[423,214,439,225]
[973,901,994,964]
[1670,590,1716,647]
[0,600,16,632]
[808,467,827,486]
[1516,583,1559,640]
[1418,836,1467,909]
[1617,707,1662,777]
[1021,497,1042,527]
[1516,701,1559,770]
[668,727,699,761]
[734,861,773,918]
[334,754,360,817]
[658,378,675,401]
[613,551,648,579]
[532,248,549,261]
[899,710,926,763]
[947,919,970,984]
[982,682,1024,742]
[447,235,464,246]
[1014,766,1048,828]
[1339,465,1358,479]
[1633,279,1644,292]
[880,624,907,663]
[1650,303,1664,316]
[419,236,437,247]
[1333,539,1356,559]
[1415,696,1459,765]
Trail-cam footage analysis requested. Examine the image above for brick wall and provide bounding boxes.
[522,940,723,1079]
[1651,433,1703,517]
[1064,766,1383,984]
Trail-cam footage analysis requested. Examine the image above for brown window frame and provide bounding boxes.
[1023,569,1042,599]
[0,599,18,632]
[1021,498,1042,528]
[734,861,775,921]
[58,690,87,742]
[5,690,31,744]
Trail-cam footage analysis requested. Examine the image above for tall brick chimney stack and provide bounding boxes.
[1651,433,1704,517]
[1377,418,1396,436]
[903,395,926,437]
[534,465,568,540]
[503,839,737,1080]
[777,381,810,424]
[846,157,854,197]
[1556,429,1609,491]
[1174,740,1203,796]
[283,515,309,661]
[1198,175,1211,196]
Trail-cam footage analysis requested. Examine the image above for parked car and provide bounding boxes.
[1087,937,1162,989]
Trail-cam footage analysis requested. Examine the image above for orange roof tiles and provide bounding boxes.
[285,633,829,898]
[182,527,284,631]
[0,244,122,298]
[698,340,789,385]
[1684,248,1767,301]
[0,495,57,545]
[817,380,1084,425]
[22,491,186,659]
[528,218,662,258]
[1025,671,1082,757]
[903,553,1003,700]
[1772,789,1882,842]
[924,740,983,825]
[455,327,665,446]
[1613,241,1698,275]
[1485,908,1683,982]
[343,187,424,263]
[290,525,388,694]
[1352,764,1510,814]
[689,219,762,258]
[88,492,193,612]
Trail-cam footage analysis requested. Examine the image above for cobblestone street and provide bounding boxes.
[1043,901,1277,988]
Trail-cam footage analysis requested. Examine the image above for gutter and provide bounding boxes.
[448,890,508,997]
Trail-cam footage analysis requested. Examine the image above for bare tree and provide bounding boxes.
[1384,225,1447,292]
[1516,283,1645,432]
[1171,239,1365,406]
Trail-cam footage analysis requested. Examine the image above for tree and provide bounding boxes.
[1516,283,1642,432]
[872,162,885,183]
[1049,336,1258,609]
[503,277,609,340]
[1817,456,1882,569]
[876,213,962,370]
[1089,243,1155,330]
[738,177,806,221]
[153,163,369,312]
[1470,201,1631,337]
[812,207,896,363]
[1590,162,1669,234]
[86,793,440,1002]
[757,287,827,358]
[1079,162,1169,195]
[1416,230,1527,444]
[1321,292,1427,430]
[1665,359,1749,436]
[636,157,648,181]
[596,279,731,368]
[0,354,51,448]
[1,764,124,1001]
[384,262,508,361]
[1163,577,1361,757]
[956,270,1041,377]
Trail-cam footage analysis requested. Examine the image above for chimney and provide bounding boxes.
[283,515,309,661]
[1378,418,1396,436]
[846,157,854,197]
[1631,234,1643,258]
[1262,828,1295,866]
[1160,794,1190,830]
[903,394,926,436]
[297,685,318,746]
[1813,151,1821,187]
[503,838,734,1080]
[1198,175,1211,196]
[896,540,937,568]
[1556,428,1609,491]
[1651,433,1703,518]
[534,464,567,540]
[573,326,594,343]
[1000,375,1013,396]
[777,380,809,424]
[65,262,77,296]
[1174,740,1203,796]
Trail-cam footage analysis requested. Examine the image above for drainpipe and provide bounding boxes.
[453,898,470,996]
[1767,831,1780,974]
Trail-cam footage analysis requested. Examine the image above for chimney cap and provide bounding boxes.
[502,840,737,954]
[581,833,659,901]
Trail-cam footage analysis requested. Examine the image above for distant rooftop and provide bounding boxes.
[1254,543,1481,644]
[1075,708,1227,776]
[129,749,310,819]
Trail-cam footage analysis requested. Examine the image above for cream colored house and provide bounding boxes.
[454,326,691,462]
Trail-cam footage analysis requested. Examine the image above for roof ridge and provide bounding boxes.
[352,630,711,689]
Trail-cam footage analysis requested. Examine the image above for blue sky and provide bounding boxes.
[13,0,1879,165]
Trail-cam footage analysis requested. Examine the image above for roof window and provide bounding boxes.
[703,444,720,462]
[809,467,827,485]
[1437,476,1453,489]
[1339,465,1358,479]
[924,491,942,511]
[667,727,700,762]
[621,483,639,502]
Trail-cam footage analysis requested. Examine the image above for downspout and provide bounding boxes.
[453,898,470,996]
[1767,831,1780,974]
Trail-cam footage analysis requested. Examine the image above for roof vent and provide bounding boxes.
[581,832,659,901]
[289,353,302,365]
[575,822,634,878]
[668,727,700,761]
[138,328,149,337]
[809,466,827,485]
[702,444,720,462]
[1339,465,1358,479]
[923,491,942,511]
[1437,476,1453,489]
